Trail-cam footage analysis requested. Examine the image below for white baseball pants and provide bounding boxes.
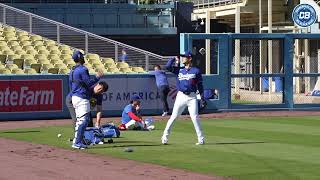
[72,96,90,145]
[162,91,204,143]
[125,120,144,130]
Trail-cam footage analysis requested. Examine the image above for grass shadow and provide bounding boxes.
[1,130,41,134]
[93,144,162,149]
[211,141,266,145]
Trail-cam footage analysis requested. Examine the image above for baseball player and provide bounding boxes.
[66,81,109,131]
[149,65,170,116]
[69,50,103,149]
[118,95,154,130]
[161,51,206,145]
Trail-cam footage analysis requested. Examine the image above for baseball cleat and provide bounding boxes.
[195,141,205,145]
[161,137,168,145]
[147,125,155,131]
[71,143,88,150]
[161,112,168,117]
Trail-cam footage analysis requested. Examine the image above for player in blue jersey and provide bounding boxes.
[161,51,206,145]
[69,50,104,149]
[149,65,170,116]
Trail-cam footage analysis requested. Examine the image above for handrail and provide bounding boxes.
[0,3,165,59]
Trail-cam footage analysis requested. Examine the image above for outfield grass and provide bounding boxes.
[1,117,320,180]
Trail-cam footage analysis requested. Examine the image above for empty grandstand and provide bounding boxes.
[0,3,169,75]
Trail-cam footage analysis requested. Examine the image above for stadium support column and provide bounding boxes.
[205,10,212,75]
[259,0,265,94]
[234,6,241,95]
[304,33,310,92]
[268,0,273,97]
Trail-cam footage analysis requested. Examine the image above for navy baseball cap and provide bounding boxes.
[72,50,84,62]
[180,51,193,58]
[131,95,141,101]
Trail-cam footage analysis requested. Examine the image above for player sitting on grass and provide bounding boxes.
[118,95,154,131]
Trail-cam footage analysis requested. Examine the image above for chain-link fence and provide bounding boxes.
[231,39,284,105]
[0,3,169,71]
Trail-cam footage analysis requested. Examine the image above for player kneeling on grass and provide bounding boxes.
[118,95,155,131]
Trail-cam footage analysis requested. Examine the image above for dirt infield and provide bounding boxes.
[1,111,319,180]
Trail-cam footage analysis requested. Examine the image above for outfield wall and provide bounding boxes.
[0,74,181,121]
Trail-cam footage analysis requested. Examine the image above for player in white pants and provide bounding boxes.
[161,51,205,145]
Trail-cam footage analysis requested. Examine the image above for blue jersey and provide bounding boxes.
[69,64,100,100]
[121,104,137,124]
[149,70,169,87]
[165,58,204,96]
[67,85,103,106]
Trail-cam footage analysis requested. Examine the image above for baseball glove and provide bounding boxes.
[199,99,207,112]
[90,98,97,108]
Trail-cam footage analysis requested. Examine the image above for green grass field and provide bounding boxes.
[1,116,320,180]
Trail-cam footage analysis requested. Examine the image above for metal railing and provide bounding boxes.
[0,3,170,71]
[193,0,244,9]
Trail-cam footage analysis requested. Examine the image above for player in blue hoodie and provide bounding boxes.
[69,50,103,149]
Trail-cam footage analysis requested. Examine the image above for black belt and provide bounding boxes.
[182,91,195,95]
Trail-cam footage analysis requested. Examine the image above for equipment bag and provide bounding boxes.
[83,127,104,145]
[101,124,120,138]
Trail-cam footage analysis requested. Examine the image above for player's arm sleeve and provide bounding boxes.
[128,112,142,122]
[165,58,179,75]
[81,69,100,87]
[196,71,204,98]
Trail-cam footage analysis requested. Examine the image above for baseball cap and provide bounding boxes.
[180,51,193,58]
[131,95,141,101]
[72,50,84,62]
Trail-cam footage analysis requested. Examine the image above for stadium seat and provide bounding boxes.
[14,50,26,55]
[11,68,25,75]
[86,53,100,60]
[7,54,21,61]
[5,64,19,70]
[3,26,16,32]
[101,57,115,64]
[0,36,5,41]
[119,67,133,73]
[132,67,145,73]
[50,49,61,55]
[5,36,18,41]
[88,68,96,74]
[30,63,41,73]
[0,46,11,52]
[59,45,72,51]
[107,67,120,73]
[44,39,56,46]
[12,45,23,51]
[35,45,47,51]
[64,58,75,65]
[33,41,44,47]
[0,64,5,68]
[21,41,32,47]
[47,45,59,51]
[84,63,93,69]
[24,59,37,67]
[54,63,68,69]
[13,59,24,69]
[30,35,42,41]
[60,54,72,60]
[96,68,108,74]
[0,68,11,74]
[16,31,29,37]
[35,54,48,60]
[104,62,117,68]
[26,49,38,55]
[0,41,7,46]
[8,41,20,47]
[41,63,54,71]
[116,62,129,68]
[61,49,73,55]
[21,54,34,60]
[2,50,14,55]
[48,54,60,60]
[18,35,29,42]
[0,55,7,64]
[48,68,59,74]
[38,50,50,55]
[92,63,105,69]
[59,68,70,74]
[51,59,64,65]
[24,68,38,74]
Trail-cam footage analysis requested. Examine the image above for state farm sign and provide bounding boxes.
[0,80,63,112]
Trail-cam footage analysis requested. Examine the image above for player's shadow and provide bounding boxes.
[1,130,41,134]
[94,143,162,149]
[211,141,266,145]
